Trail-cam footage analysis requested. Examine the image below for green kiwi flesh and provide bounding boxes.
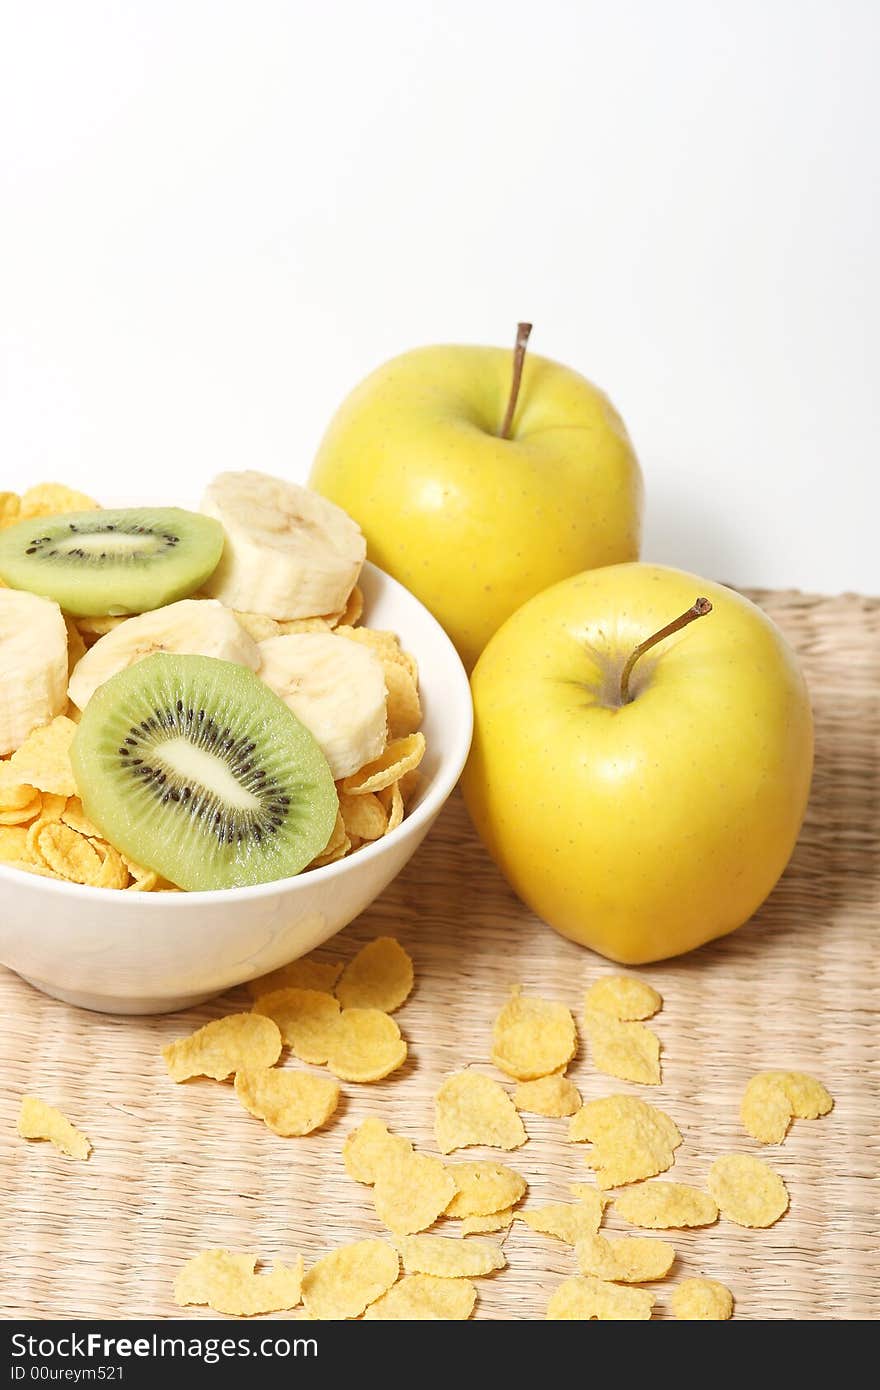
[70,653,339,890]
[0,507,224,616]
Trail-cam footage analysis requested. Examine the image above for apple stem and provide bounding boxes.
[619,597,713,705]
[498,321,533,439]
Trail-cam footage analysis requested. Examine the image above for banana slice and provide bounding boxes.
[68,598,260,710]
[201,471,366,620]
[258,632,387,779]
[0,590,68,754]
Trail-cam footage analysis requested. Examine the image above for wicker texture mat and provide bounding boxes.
[1,589,877,1321]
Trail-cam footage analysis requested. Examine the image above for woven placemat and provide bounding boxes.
[1,588,877,1321]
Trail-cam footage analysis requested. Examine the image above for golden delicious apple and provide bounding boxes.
[462,563,813,963]
[311,326,642,669]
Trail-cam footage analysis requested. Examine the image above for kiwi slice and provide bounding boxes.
[0,507,224,616]
[71,653,339,890]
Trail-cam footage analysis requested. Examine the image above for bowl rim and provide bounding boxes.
[0,559,473,906]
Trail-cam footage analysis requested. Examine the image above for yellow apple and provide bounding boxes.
[310,327,643,669]
[462,563,813,963]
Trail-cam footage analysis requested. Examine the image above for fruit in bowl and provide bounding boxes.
[310,324,643,669]
[0,477,471,1013]
[463,562,813,964]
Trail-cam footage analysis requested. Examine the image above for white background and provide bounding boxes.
[1,0,877,594]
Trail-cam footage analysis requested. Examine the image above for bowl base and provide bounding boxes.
[16,972,217,1016]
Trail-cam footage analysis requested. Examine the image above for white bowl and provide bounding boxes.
[0,562,473,1014]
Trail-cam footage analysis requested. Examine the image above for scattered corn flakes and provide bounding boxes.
[373,1151,457,1235]
[460,1209,515,1236]
[569,1095,681,1189]
[384,661,422,738]
[707,1154,789,1228]
[434,1071,527,1154]
[338,791,388,841]
[585,975,662,1021]
[343,1118,414,1184]
[516,1193,608,1245]
[575,1232,675,1283]
[514,1074,582,1118]
[671,1276,734,1320]
[364,1273,476,1320]
[163,1013,282,1082]
[19,483,99,518]
[491,986,577,1081]
[444,1160,527,1218]
[246,957,343,998]
[546,1275,654,1320]
[9,716,78,796]
[396,1234,505,1278]
[234,1067,340,1136]
[341,732,426,796]
[301,1239,399,1320]
[741,1070,833,1144]
[584,1010,661,1086]
[252,988,341,1065]
[335,936,414,1013]
[174,1251,303,1316]
[17,1096,91,1160]
[614,1180,718,1229]
[325,1008,408,1082]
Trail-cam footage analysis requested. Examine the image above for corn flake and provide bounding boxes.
[364,1273,476,1320]
[93,842,130,889]
[34,822,103,884]
[0,825,30,860]
[17,1096,91,1160]
[460,1209,515,1236]
[444,1160,527,1218]
[19,483,99,518]
[384,660,422,738]
[0,794,42,826]
[0,492,20,527]
[373,1151,456,1235]
[233,611,282,642]
[547,1275,654,1320]
[341,732,426,796]
[252,988,340,1064]
[338,791,388,841]
[491,986,577,1081]
[60,796,102,839]
[325,1008,407,1082]
[380,780,404,833]
[741,1070,833,1144]
[174,1251,303,1316]
[435,1071,527,1154]
[585,975,662,1021]
[163,1013,282,1082]
[515,1074,582,1118]
[335,936,414,1013]
[568,1095,681,1189]
[246,956,343,998]
[584,1010,661,1086]
[301,1239,399,1320]
[234,1067,340,1136]
[0,766,38,810]
[397,1233,505,1278]
[575,1232,674,1282]
[614,1181,718,1229]
[671,1276,734,1320]
[707,1154,789,1228]
[9,716,78,796]
[343,1118,414,1184]
[516,1192,607,1245]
